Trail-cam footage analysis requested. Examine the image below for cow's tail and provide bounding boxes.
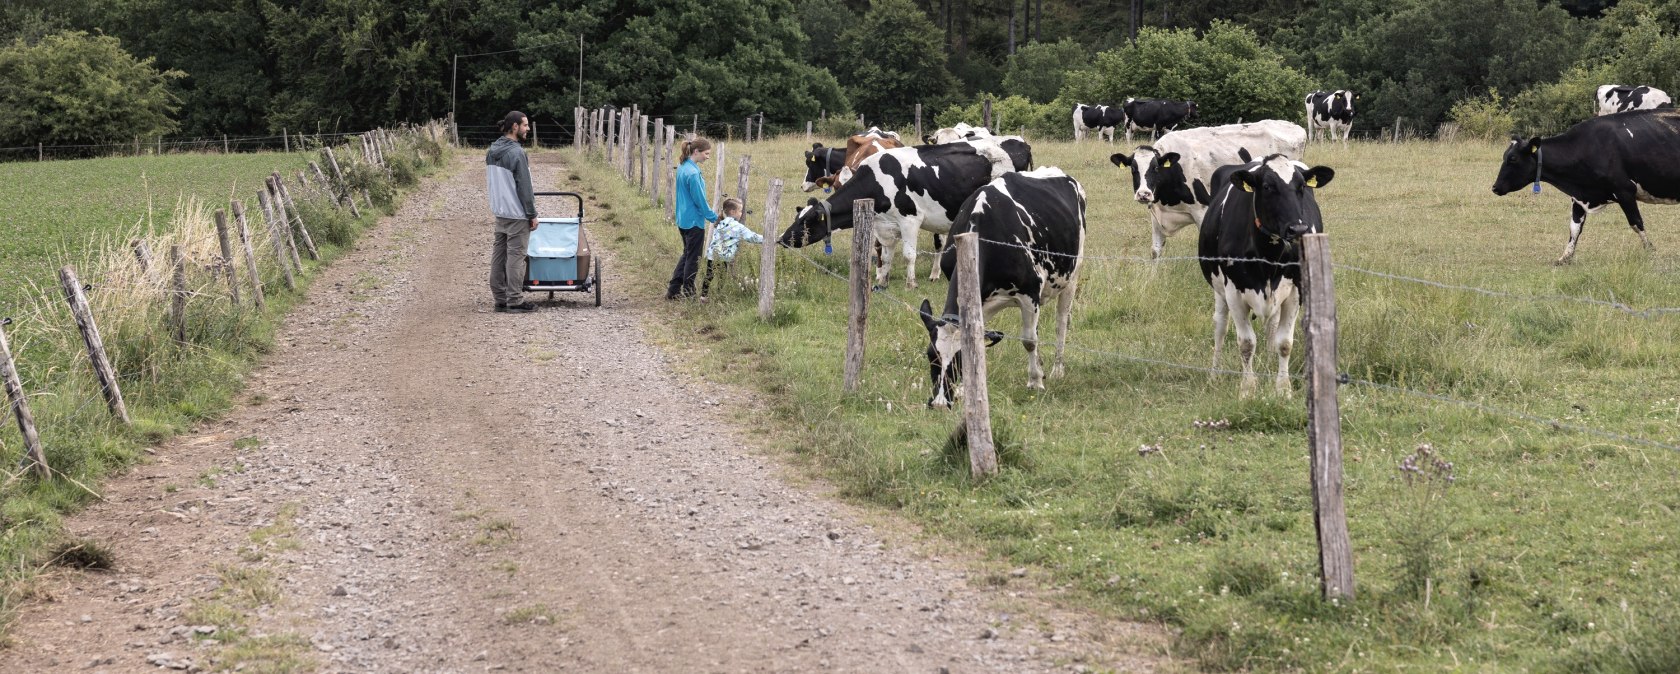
[976,142,1014,180]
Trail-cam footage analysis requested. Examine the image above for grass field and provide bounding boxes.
[0,152,317,308]
[562,135,1680,672]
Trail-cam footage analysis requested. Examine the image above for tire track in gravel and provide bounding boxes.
[0,152,1176,673]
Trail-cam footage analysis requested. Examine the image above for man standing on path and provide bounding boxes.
[487,111,538,313]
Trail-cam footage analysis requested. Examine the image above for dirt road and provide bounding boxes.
[1,154,1171,673]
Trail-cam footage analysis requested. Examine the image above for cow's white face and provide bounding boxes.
[919,300,962,408]
[1129,147,1160,203]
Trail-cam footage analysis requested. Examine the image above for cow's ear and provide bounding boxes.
[812,143,824,150]
[1303,166,1335,189]
[919,299,939,332]
[1109,152,1130,168]
[1233,170,1257,193]
[1527,137,1542,154]
[1159,152,1181,169]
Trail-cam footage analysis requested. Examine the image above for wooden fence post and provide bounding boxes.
[805,121,812,142]
[257,191,297,290]
[915,104,923,143]
[843,200,874,393]
[667,126,678,222]
[168,245,187,346]
[758,179,783,321]
[214,209,242,308]
[640,115,650,192]
[231,200,266,308]
[223,134,229,154]
[712,143,727,212]
[1393,117,1403,143]
[38,142,43,161]
[131,240,157,286]
[266,177,304,270]
[274,173,319,260]
[954,232,997,477]
[735,155,752,227]
[284,127,290,153]
[58,267,131,424]
[983,97,994,130]
[1302,232,1354,602]
[0,319,49,477]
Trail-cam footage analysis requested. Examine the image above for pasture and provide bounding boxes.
[564,133,1680,672]
[0,152,314,308]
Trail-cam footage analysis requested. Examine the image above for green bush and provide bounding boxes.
[1003,39,1087,104]
[933,95,1071,141]
[0,30,182,147]
[1447,89,1516,140]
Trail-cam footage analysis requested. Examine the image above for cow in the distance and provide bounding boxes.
[1305,90,1357,142]
[1110,120,1307,258]
[1199,155,1334,397]
[779,140,1023,289]
[1122,98,1197,143]
[801,143,847,192]
[919,168,1085,408]
[1596,85,1672,116]
[1492,107,1680,264]
[1073,103,1127,143]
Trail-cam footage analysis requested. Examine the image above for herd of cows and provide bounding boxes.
[775,84,1680,406]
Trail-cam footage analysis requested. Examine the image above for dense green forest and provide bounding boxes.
[3,0,1678,147]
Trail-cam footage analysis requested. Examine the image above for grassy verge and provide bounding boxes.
[559,135,1680,673]
[0,124,454,636]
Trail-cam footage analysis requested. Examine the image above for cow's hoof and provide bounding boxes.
[871,284,887,292]
[1552,257,1574,266]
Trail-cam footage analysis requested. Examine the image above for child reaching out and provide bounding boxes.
[699,198,763,302]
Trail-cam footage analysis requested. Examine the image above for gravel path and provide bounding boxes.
[1,153,1172,673]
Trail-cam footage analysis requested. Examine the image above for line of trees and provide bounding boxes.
[3,0,1679,148]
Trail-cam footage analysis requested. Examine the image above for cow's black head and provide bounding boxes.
[1111,148,1190,206]
[779,198,832,248]
[1186,101,1199,118]
[918,299,1005,409]
[1491,136,1541,196]
[1232,156,1335,241]
[803,143,833,192]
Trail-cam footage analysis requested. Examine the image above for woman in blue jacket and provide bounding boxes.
[668,137,719,299]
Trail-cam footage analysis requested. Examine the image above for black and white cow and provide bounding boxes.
[802,143,847,192]
[1110,120,1307,258]
[1595,85,1673,116]
[778,139,1028,289]
[1491,107,1680,264]
[1073,103,1127,143]
[919,168,1085,408]
[1305,90,1357,142]
[1199,155,1334,397]
[1122,98,1197,143]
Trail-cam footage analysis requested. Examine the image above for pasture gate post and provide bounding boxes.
[915,104,923,143]
[214,209,242,308]
[0,319,49,478]
[953,232,998,477]
[257,191,297,290]
[758,179,783,321]
[231,200,266,308]
[169,245,187,346]
[843,200,875,393]
[131,240,158,286]
[1301,232,1355,602]
[274,173,319,260]
[266,177,304,270]
[59,266,131,424]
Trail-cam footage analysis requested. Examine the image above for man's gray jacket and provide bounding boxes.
[486,137,536,220]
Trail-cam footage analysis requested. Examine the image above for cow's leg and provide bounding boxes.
[1150,215,1167,260]
[1559,199,1606,265]
[1210,280,1230,377]
[1272,289,1301,397]
[873,225,899,290]
[1019,296,1044,390]
[900,227,921,291]
[1613,193,1655,250]
[927,232,943,282]
[1233,288,1262,397]
[1050,279,1076,379]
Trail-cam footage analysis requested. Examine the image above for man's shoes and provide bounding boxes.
[503,302,537,313]
[494,302,508,312]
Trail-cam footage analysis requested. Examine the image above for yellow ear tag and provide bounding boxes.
[1160,160,1173,168]
[1240,182,1254,193]
[1530,145,1538,154]
[1305,176,1319,188]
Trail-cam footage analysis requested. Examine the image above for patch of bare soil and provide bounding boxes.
[0,153,1176,673]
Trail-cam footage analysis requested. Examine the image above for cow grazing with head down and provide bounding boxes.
[1110,120,1307,258]
[919,168,1086,408]
[1492,107,1680,264]
[1305,90,1357,142]
[1073,103,1127,143]
[1596,85,1672,116]
[1199,154,1334,397]
[1122,98,1197,143]
[778,139,1028,289]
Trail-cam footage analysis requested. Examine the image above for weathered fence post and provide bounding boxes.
[131,240,158,286]
[667,126,678,222]
[168,245,187,346]
[712,143,727,212]
[274,173,319,260]
[0,319,49,477]
[983,97,994,129]
[652,120,665,207]
[223,134,229,154]
[1393,117,1403,143]
[640,115,651,192]
[735,154,752,227]
[284,127,290,153]
[256,191,297,290]
[231,200,266,308]
[844,200,874,393]
[38,142,43,161]
[1302,232,1354,602]
[214,210,242,308]
[266,177,304,270]
[58,267,131,424]
[915,103,923,144]
[806,121,812,142]
[323,148,362,218]
[758,179,783,321]
[954,232,997,477]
